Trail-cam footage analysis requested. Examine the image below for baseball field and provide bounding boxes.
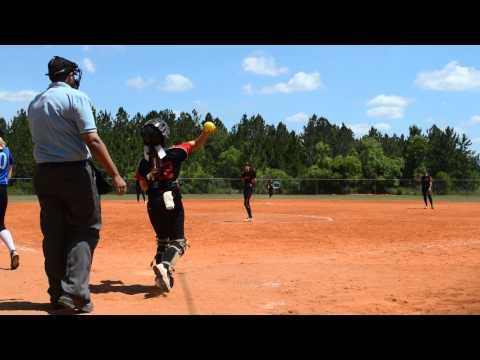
[1,195,480,315]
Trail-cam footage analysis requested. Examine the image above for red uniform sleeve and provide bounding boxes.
[172,142,193,158]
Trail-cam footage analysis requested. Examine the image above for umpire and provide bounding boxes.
[27,56,127,313]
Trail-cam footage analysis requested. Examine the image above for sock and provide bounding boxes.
[0,229,16,253]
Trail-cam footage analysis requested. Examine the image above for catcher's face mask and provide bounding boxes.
[141,118,170,147]
[46,56,83,89]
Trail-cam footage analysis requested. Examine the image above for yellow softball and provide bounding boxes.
[204,121,216,134]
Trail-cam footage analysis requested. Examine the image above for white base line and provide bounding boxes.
[293,215,334,222]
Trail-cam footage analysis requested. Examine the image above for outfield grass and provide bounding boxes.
[8,193,480,202]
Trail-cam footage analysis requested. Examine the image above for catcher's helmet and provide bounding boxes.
[141,118,170,146]
[46,56,82,89]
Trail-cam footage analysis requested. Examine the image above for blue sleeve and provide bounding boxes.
[71,93,97,134]
[9,150,13,166]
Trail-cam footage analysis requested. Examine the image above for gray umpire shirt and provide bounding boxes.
[27,82,97,163]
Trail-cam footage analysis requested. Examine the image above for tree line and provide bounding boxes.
[1,107,479,194]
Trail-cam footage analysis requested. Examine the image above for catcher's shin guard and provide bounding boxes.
[160,238,188,268]
[152,237,169,265]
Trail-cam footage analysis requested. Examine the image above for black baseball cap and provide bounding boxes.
[46,56,78,78]
[46,56,83,89]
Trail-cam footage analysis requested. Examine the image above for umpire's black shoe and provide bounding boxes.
[78,300,94,313]
[54,294,94,314]
[53,295,78,314]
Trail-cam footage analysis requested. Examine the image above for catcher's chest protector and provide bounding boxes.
[149,148,175,181]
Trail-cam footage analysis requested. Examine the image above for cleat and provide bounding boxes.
[10,251,19,270]
[153,263,173,292]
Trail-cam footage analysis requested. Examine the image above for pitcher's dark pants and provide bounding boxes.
[33,161,101,305]
[422,189,433,208]
[243,186,253,218]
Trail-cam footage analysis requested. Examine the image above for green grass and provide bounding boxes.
[8,193,480,202]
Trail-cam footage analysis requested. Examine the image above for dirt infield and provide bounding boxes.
[1,197,480,315]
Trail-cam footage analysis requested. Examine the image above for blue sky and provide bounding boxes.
[2,45,480,151]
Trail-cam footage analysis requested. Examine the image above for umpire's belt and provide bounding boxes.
[37,160,88,168]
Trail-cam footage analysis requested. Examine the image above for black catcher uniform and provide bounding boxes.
[135,118,192,292]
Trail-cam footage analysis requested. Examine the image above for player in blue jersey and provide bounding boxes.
[0,133,19,270]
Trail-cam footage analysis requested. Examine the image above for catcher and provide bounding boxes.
[135,118,215,293]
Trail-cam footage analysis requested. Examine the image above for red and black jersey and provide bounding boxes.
[241,168,256,188]
[421,175,432,191]
[135,142,193,193]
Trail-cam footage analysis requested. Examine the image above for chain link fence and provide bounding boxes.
[6,177,480,196]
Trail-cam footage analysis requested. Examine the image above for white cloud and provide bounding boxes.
[285,112,310,124]
[347,122,391,137]
[415,61,480,91]
[127,74,194,92]
[242,55,288,76]
[454,126,464,135]
[83,58,95,73]
[260,72,322,94]
[126,76,155,90]
[375,122,392,131]
[366,94,410,119]
[243,83,254,95]
[348,123,371,137]
[470,115,480,125]
[367,106,404,119]
[161,74,194,92]
[0,90,38,102]
[367,95,409,108]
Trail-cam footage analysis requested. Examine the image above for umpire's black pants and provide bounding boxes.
[34,160,101,305]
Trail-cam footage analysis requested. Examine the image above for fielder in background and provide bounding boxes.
[241,163,256,221]
[28,56,127,314]
[266,179,274,198]
[0,131,19,270]
[421,171,434,209]
[135,119,216,293]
